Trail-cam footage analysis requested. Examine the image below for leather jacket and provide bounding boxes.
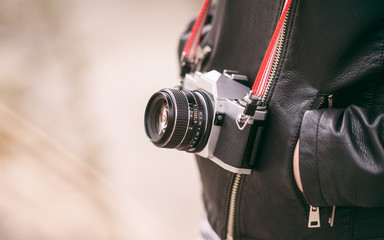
[180,0,384,239]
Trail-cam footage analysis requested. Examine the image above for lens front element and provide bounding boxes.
[157,104,168,135]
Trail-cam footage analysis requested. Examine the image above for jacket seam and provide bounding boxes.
[315,110,328,205]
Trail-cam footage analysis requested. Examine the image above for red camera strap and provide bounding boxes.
[252,0,292,98]
[182,0,212,62]
[182,0,292,99]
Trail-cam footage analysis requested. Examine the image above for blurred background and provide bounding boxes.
[0,0,203,239]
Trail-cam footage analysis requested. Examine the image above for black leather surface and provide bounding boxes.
[179,0,384,239]
[214,115,251,168]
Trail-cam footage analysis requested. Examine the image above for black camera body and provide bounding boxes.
[144,70,267,174]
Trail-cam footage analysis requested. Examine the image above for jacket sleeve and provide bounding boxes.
[299,105,384,207]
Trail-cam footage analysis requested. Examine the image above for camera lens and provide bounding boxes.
[144,88,213,152]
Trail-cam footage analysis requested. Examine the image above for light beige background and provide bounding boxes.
[0,0,203,239]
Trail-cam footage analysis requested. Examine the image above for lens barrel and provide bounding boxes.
[144,88,212,152]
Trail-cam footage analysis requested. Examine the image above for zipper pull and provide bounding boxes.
[316,96,326,109]
[308,206,321,228]
[328,206,336,227]
[328,94,333,108]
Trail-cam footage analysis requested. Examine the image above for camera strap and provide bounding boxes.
[182,0,292,100]
[181,0,212,67]
[181,0,292,129]
[251,0,292,99]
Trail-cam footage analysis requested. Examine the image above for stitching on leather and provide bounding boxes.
[315,110,328,205]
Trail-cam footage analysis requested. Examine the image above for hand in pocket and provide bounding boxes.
[293,139,303,192]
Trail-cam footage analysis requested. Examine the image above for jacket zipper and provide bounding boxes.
[308,95,334,228]
[326,94,336,227]
[225,5,292,240]
[294,95,326,228]
[226,174,242,240]
[262,9,290,103]
[294,94,335,229]
[316,95,326,109]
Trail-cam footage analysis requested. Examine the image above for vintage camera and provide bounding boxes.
[144,70,267,174]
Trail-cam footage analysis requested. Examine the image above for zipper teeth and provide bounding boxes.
[316,96,326,109]
[261,9,290,103]
[225,6,292,240]
[226,173,242,240]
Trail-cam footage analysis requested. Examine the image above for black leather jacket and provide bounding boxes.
[180,0,384,239]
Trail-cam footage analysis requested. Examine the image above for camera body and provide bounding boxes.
[182,70,267,174]
[144,70,267,174]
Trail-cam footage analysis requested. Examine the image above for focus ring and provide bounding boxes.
[161,89,189,148]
